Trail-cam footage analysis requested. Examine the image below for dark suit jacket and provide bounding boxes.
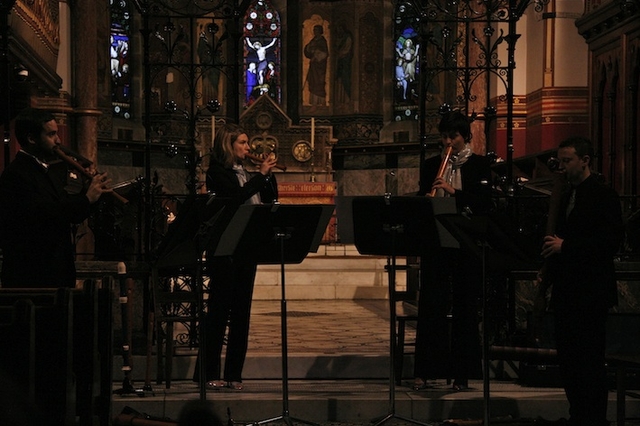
[0,152,91,288]
[547,174,624,311]
[418,153,494,215]
[206,160,278,206]
[202,160,279,256]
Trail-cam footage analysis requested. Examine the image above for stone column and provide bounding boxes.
[71,0,101,162]
[71,0,104,260]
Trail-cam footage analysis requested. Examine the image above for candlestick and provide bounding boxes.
[310,117,315,151]
[310,118,316,182]
[211,116,216,148]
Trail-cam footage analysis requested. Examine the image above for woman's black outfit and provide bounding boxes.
[413,152,493,385]
[196,159,277,384]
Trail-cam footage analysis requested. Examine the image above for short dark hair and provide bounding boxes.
[438,110,471,141]
[14,108,56,148]
[559,136,594,160]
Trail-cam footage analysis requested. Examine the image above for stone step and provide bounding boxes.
[115,352,398,383]
[110,379,587,425]
[253,245,416,300]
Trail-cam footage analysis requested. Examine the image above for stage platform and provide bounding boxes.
[110,300,640,425]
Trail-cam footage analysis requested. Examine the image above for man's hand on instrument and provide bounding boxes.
[86,172,113,204]
[541,234,563,258]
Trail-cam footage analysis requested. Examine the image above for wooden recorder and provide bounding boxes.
[246,152,287,172]
[429,146,453,197]
[52,145,129,204]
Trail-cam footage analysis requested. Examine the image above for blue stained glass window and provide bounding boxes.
[393,1,421,122]
[243,0,281,107]
[111,0,132,119]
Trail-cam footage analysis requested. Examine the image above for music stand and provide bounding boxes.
[214,203,334,426]
[435,213,536,426]
[437,213,491,426]
[335,195,356,244]
[153,194,229,400]
[353,195,456,426]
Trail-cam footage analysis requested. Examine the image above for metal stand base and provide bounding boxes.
[253,413,317,426]
[372,413,434,426]
[250,234,318,426]
[372,249,436,426]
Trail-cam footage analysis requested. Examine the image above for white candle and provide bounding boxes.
[211,116,216,148]
[310,117,315,151]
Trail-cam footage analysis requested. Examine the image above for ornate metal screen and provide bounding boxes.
[394,0,547,185]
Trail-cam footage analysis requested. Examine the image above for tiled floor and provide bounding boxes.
[111,300,640,425]
[247,299,400,355]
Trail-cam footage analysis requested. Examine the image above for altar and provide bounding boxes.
[277,181,336,244]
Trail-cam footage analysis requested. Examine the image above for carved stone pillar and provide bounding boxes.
[71,0,101,162]
[71,0,104,260]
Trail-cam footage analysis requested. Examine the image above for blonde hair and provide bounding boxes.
[211,123,246,168]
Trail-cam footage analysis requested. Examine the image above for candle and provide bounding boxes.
[211,116,216,148]
[310,117,315,151]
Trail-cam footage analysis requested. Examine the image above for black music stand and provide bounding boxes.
[437,213,491,426]
[213,203,334,426]
[434,213,535,426]
[153,194,229,400]
[352,195,457,426]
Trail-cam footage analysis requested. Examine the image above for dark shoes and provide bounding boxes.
[227,381,244,390]
[452,379,468,391]
[205,380,226,390]
[204,380,243,391]
[534,418,569,425]
[411,378,469,391]
[412,378,429,391]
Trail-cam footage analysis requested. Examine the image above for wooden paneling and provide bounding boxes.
[577,1,640,197]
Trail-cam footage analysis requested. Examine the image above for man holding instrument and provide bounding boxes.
[0,107,112,288]
[413,110,493,391]
[540,137,623,426]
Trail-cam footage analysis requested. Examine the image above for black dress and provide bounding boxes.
[413,152,493,384]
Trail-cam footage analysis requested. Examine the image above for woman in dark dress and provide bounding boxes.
[195,123,278,391]
[413,111,493,391]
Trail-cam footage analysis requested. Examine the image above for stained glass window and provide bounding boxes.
[243,0,281,107]
[111,0,132,119]
[393,3,421,121]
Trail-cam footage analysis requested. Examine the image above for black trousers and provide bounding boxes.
[414,249,482,382]
[196,256,257,383]
[554,305,609,426]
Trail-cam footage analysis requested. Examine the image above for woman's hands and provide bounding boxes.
[258,155,278,176]
[541,234,563,258]
[430,177,456,196]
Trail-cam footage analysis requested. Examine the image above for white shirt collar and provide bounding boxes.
[19,149,49,171]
